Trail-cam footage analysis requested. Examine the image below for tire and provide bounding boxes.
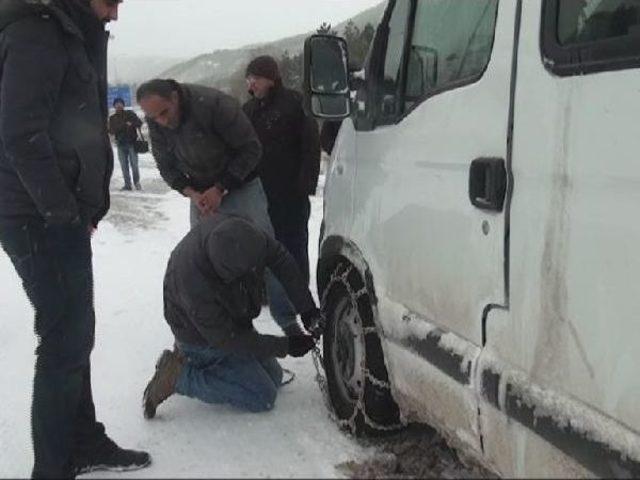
[322,261,404,436]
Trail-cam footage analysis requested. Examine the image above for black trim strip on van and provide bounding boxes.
[481,367,640,478]
[392,326,473,385]
[319,238,640,476]
[395,328,640,478]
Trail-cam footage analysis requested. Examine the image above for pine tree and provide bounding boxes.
[317,22,338,36]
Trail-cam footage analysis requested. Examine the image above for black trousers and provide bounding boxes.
[268,197,311,285]
[0,219,105,479]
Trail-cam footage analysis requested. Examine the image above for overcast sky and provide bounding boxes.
[108,0,383,59]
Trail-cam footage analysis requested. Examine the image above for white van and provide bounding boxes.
[303,0,640,477]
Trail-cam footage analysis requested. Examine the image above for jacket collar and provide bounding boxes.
[256,81,283,109]
[177,83,193,129]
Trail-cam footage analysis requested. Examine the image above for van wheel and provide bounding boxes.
[322,262,404,436]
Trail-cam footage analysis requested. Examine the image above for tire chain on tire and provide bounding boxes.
[311,263,406,434]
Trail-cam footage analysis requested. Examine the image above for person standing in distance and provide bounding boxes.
[108,97,144,191]
[0,0,151,477]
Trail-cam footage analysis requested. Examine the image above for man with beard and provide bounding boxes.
[0,0,151,477]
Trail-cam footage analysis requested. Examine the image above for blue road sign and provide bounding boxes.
[108,85,132,108]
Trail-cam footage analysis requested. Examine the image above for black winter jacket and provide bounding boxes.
[243,85,321,203]
[163,214,317,359]
[0,0,113,226]
[148,83,262,194]
[109,110,143,146]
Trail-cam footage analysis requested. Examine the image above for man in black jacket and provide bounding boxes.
[0,0,150,477]
[143,213,322,417]
[138,79,306,337]
[108,97,143,191]
[243,56,321,332]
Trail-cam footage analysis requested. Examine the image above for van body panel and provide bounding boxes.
[479,0,640,475]
[486,0,640,442]
[349,0,518,347]
[322,119,357,241]
[314,0,640,476]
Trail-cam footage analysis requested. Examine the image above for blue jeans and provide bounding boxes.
[175,343,283,413]
[117,143,140,188]
[189,178,298,331]
[0,218,106,478]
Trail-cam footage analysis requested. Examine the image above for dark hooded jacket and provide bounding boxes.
[109,109,143,146]
[0,0,113,226]
[163,213,317,359]
[148,83,262,194]
[243,84,321,204]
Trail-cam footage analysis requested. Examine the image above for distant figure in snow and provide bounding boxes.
[108,97,143,191]
[137,78,307,338]
[0,0,151,477]
[142,213,324,417]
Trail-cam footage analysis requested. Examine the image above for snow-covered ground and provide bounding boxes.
[0,153,369,478]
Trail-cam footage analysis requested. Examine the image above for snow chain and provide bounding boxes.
[311,263,406,435]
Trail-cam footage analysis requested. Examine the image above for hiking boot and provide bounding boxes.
[134,183,142,191]
[74,436,151,475]
[143,349,185,419]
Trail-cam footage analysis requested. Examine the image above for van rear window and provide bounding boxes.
[542,0,640,75]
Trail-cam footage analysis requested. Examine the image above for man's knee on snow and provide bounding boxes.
[244,386,278,413]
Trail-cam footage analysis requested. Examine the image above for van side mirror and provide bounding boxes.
[304,35,351,119]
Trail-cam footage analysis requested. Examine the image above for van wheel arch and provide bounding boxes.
[317,238,404,436]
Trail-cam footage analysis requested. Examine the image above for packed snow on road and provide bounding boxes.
[0,153,490,479]
[0,154,371,478]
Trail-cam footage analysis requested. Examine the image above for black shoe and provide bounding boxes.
[74,436,151,475]
[120,185,132,191]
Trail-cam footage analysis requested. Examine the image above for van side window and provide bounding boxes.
[405,0,499,111]
[378,0,412,122]
[558,0,640,45]
[543,0,640,75]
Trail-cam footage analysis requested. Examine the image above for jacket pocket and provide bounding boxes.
[57,150,81,191]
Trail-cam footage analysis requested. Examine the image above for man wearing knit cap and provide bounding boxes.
[243,56,321,334]
[0,0,151,477]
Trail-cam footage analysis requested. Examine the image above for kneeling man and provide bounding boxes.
[143,214,322,417]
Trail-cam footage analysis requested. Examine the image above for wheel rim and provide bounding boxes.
[330,295,366,405]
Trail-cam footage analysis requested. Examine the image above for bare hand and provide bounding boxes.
[198,186,225,216]
[183,187,205,213]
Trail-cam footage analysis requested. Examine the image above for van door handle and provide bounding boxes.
[469,158,507,212]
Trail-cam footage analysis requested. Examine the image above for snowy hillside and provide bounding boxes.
[160,2,385,86]
[108,55,185,85]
